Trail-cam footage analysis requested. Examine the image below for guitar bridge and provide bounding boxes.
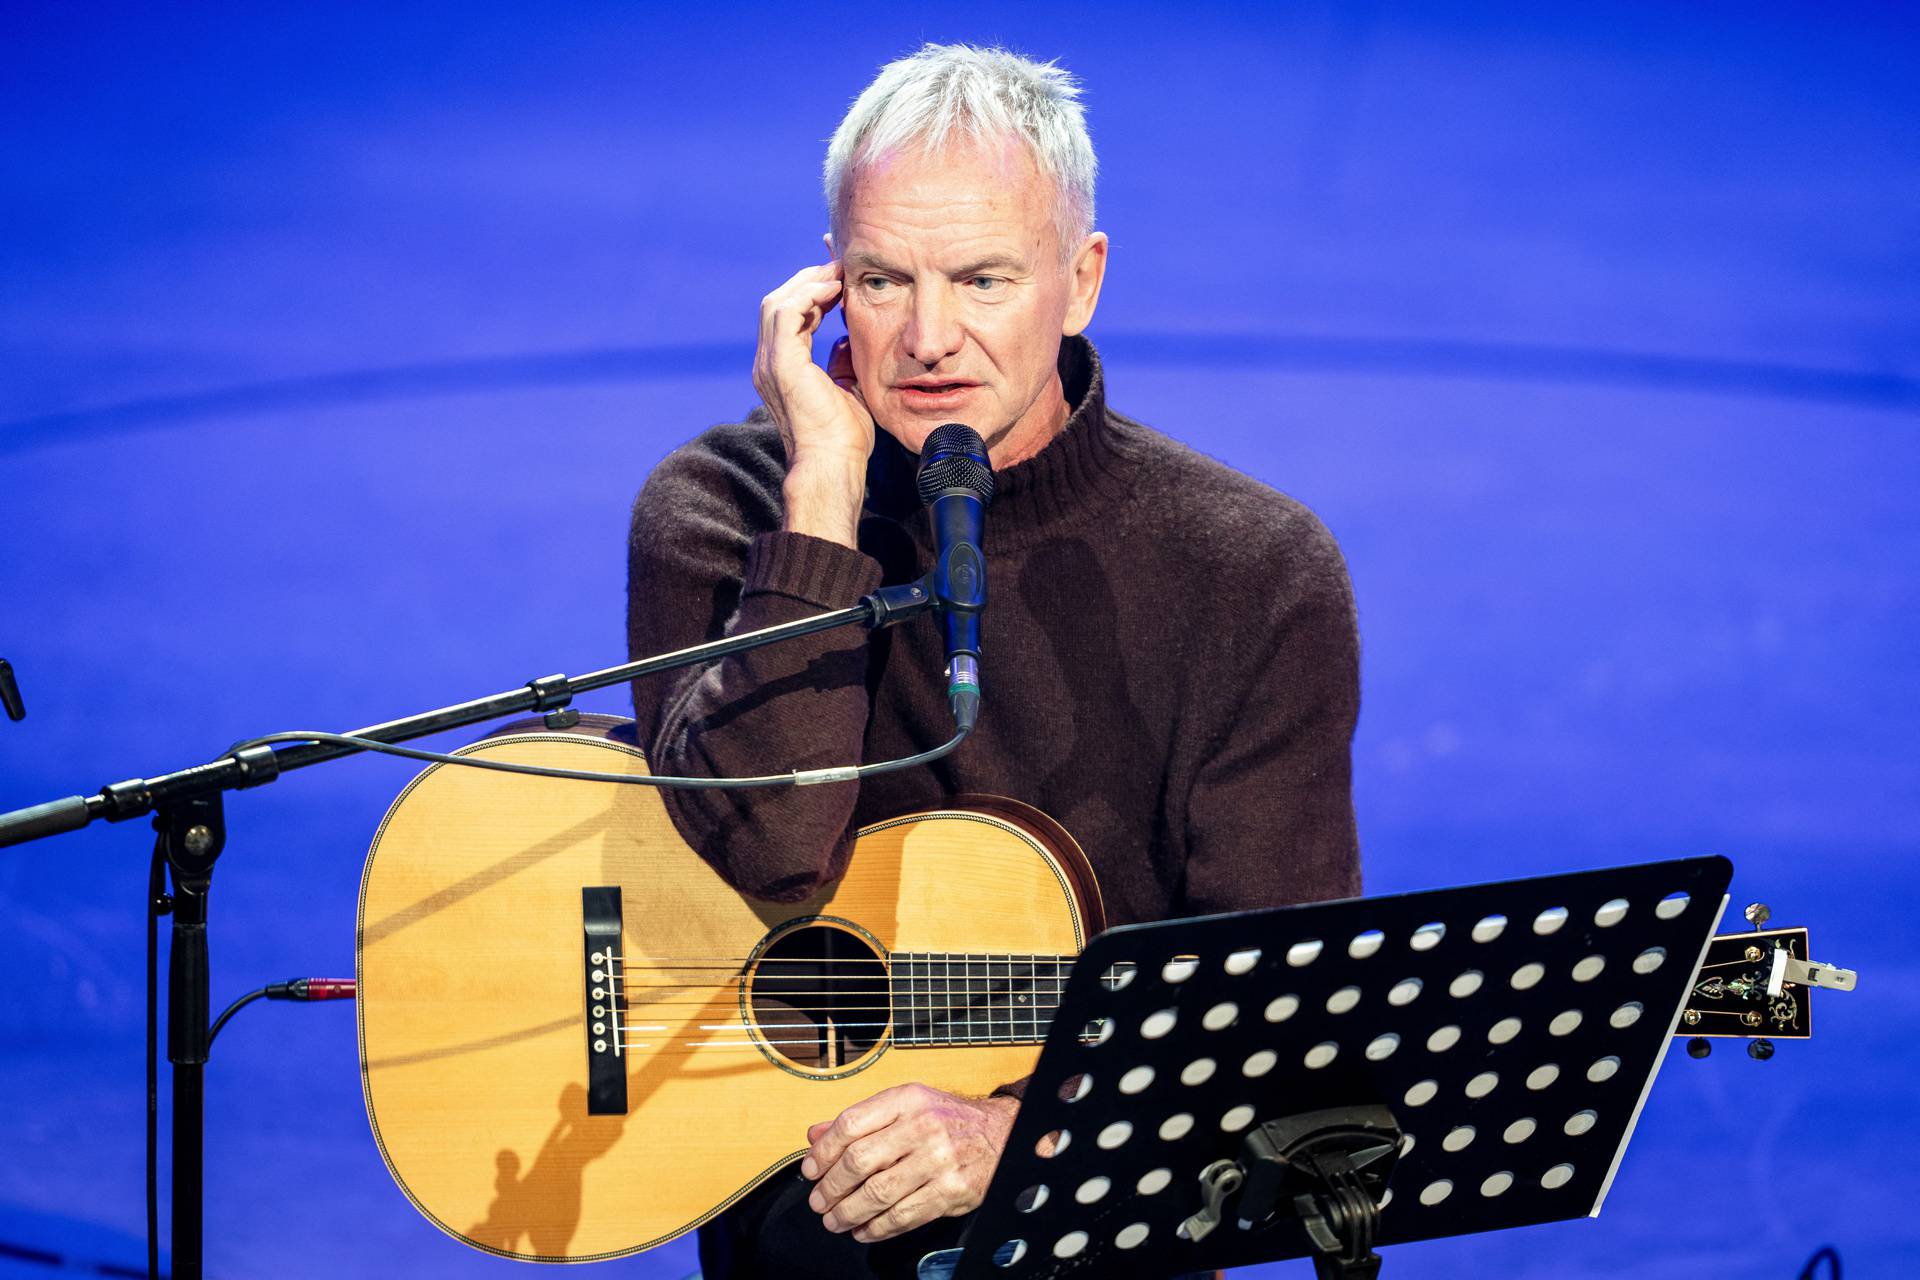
[582,886,628,1115]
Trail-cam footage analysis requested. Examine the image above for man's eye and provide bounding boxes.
[862,276,894,291]
[967,276,1004,292]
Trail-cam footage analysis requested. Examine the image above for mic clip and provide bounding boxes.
[862,578,938,630]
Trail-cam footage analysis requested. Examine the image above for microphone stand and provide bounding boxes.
[0,578,938,1280]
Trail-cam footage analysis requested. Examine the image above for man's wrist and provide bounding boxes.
[782,457,866,548]
[979,1093,1021,1128]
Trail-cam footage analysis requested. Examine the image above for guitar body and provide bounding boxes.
[357,716,1100,1262]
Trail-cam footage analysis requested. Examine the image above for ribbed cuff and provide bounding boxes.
[741,531,883,607]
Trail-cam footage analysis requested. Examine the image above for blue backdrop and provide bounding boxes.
[2,2,1914,1276]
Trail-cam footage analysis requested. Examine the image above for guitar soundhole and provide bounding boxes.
[747,924,889,1070]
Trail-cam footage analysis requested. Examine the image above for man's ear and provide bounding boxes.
[822,230,835,258]
[1061,232,1109,337]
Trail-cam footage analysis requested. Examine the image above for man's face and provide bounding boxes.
[836,138,1106,463]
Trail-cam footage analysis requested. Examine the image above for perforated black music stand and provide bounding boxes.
[943,855,1733,1279]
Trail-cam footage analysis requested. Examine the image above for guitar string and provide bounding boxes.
[614,1027,1058,1041]
[610,1043,1059,1052]
[614,990,1067,997]
[602,967,1082,974]
[614,1027,1088,1046]
[613,1031,1096,1049]
[600,959,1081,969]
[614,1008,1067,1028]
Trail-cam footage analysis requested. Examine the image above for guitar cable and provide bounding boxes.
[222,725,971,789]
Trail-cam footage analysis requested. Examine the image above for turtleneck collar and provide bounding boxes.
[862,335,1146,553]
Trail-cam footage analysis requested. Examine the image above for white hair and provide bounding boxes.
[824,43,1098,256]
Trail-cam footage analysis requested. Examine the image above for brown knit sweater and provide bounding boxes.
[626,336,1360,948]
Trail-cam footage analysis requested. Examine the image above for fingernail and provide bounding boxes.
[801,1157,818,1179]
[809,1189,825,1213]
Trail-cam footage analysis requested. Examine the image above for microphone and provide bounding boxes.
[915,423,994,733]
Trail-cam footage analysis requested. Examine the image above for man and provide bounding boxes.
[627,43,1360,1279]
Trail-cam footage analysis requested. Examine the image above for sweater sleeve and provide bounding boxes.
[1180,516,1362,915]
[626,433,884,901]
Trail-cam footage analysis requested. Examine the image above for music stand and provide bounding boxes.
[942,855,1732,1279]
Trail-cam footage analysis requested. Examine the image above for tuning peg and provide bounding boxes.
[1744,902,1771,931]
[1686,1037,1711,1059]
[1747,1038,1775,1061]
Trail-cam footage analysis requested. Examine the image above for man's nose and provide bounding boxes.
[903,286,964,366]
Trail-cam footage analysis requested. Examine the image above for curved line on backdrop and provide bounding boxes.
[2,333,1915,457]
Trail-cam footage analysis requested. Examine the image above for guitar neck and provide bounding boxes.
[887,951,1077,1047]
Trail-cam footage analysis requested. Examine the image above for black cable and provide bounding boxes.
[1797,1245,1841,1280]
[224,726,970,790]
[207,989,269,1047]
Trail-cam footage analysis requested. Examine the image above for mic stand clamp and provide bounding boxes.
[1238,1106,1400,1280]
[153,793,227,1276]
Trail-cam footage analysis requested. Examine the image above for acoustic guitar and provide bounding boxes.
[357,715,1102,1262]
[357,715,1856,1263]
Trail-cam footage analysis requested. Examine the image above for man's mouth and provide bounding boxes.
[897,381,980,400]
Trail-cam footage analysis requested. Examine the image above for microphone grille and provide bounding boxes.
[916,423,996,507]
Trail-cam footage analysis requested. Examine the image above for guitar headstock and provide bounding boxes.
[1676,904,1856,1060]
[1682,926,1814,1039]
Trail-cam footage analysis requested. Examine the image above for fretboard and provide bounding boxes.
[888,952,1073,1047]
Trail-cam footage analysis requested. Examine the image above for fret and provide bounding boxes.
[900,952,912,1046]
[983,954,994,1044]
[1028,954,1041,1043]
[981,953,993,1044]
[979,956,992,1044]
[916,953,927,1046]
[1031,954,1043,1043]
[989,955,1006,1044]
[976,956,988,1045]
[1017,958,1028,1042]
[901,952,915,1047]
[900,952,920,1046]
[967,952,980,1045]
[988,955,1001,1043]
[924,952,934,1046]
[1059,951,1075,1043]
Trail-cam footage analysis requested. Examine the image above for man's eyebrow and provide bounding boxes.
[843,250,1031,276]
[844,251,905,274]
[950,253,1029,276]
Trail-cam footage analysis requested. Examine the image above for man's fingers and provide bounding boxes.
[818,1147,933,1233]
[765,260,839,298]
[851,1181,949,1243]
[807,1086,909,1174]
[762,279,844,342]
[811,1123,921,1207]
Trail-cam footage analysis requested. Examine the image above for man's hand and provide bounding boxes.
[751,261,874,548]
[800,1083,1020,1243]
